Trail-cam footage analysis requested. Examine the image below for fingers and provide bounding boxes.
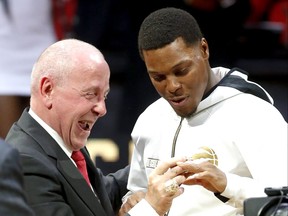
[119,191,145,215]
[177,159,211,173]
[119,199,137,214]
[148,156,187,195]
[144,157,188,215]
[176,159,227,193]
[147,158,191,197]
[153,156,187,176]
[125,191,145,206]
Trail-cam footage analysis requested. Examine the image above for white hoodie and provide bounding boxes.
[126,67,287,216]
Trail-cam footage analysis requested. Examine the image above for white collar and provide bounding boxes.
[28,108,73,158]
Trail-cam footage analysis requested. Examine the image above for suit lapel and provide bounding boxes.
[82,148,114,216]
[57,159,107,215]
[18,108,108,215]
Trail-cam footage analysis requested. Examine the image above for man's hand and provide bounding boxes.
[177,159,227,193]
[118,191,145,216]
[119,156,188,215]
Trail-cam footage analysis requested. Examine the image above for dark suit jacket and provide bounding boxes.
[0,138,35,215]
[5,108,129,216]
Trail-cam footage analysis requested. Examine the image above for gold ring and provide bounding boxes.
[164,179,179,194]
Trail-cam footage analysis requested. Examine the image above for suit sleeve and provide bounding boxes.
[102,165,130,213]
[0,143,35,216]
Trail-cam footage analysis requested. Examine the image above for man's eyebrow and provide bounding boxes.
[147,70,160,75]
[171,59,191,70]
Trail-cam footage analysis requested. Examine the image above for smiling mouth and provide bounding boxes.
[79,121,90,131]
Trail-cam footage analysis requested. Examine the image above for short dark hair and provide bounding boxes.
[138,7,203,59]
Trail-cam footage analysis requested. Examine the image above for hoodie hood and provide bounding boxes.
[194,67,273,115]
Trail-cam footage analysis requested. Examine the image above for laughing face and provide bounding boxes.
[143,37,211,117]
[47,52,110,151]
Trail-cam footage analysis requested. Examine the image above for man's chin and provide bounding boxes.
[173,107,192,118]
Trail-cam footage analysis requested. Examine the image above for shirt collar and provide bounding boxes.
[28,108,73,158]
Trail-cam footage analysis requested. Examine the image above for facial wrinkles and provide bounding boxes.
[53,87,84,151]
[70,102,91,150]
[76,56,110,98]
[58,76,97,150]
[81,66,109,117]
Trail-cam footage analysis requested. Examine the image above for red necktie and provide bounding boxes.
[71,150,91,186]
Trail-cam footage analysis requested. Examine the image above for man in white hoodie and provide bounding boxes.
[120,7,288,216]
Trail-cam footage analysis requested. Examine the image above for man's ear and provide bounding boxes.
[40,77,53,109]
[200,38,209,60]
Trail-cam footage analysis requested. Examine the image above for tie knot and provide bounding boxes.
[71,150,85,162]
